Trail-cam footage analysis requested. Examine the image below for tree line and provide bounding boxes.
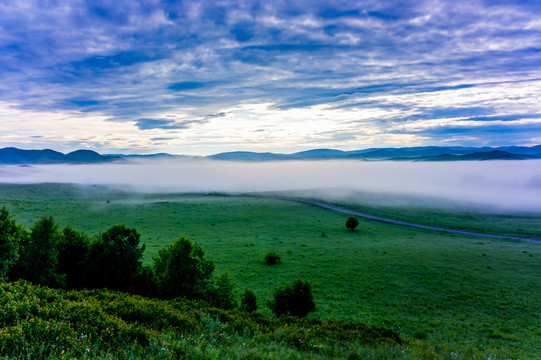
[0,207,315,317]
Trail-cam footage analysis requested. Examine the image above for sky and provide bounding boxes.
[1,0,541,155]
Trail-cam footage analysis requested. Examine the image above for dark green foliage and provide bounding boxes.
[133,265,157,298]
[264,252,281,265]
[269,279,316,318]
[240,289,257,313]
[345,216,359,232]
[207,272,237,310]
[0,207,27,282]
[153,236,214,300]
[25,216,64,287]
[57,225,90,289]
[85,224,145,292]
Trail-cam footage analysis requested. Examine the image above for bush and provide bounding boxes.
[264,252,281,265]
[268,279,315,318]
[240,289,257,313]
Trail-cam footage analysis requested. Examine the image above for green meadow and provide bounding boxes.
[1,183,540,359]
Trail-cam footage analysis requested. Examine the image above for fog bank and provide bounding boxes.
[1,159,541,211]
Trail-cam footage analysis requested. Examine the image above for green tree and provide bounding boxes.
[0,207,27,282]
[269,279,316,318]
[346,216,359,232]
[26,216,64,287]
[240,289,257,313]
[86,224,145,292]
[153,237,214,300]
[57,226,90,289]
[207,272,237,310]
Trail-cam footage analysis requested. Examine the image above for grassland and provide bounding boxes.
[1,183,540,359]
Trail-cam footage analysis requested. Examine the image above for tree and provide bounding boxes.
[207,272,237,310]
[345,216,359,232]
[26,216,64,287]
[240,289,257,313]
[57,226,90,289]
[153,237,214,300]
[268,279,316,318]
[0,207,27,282]
[85,224,145,292]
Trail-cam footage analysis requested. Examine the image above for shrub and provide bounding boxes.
[264,252,281,265]
[345,216,359,232]
[268,279,315,318]
[240,289,257,313]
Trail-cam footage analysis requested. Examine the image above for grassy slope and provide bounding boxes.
[1,183,540,359]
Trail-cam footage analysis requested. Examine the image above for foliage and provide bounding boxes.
[57,225,90,289]
[240,289,257,313]
[264,252,281,265]
[0,207,27,282]
[0,281,403,359]
[345,216,359,232]
[153,236,214,300]
[85,224,145,292]
[269,279,316,318]
[207,272,237,310]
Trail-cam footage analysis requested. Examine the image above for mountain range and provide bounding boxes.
[1,145,541,164]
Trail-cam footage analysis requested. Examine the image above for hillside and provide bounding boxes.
[0,281,402,359]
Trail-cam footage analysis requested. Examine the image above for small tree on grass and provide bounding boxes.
[345,216,359,232]
[268,279,316,318]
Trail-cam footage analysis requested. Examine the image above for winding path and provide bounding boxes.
[265,196,541,244]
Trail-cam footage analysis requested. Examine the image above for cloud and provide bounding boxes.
[1,0,541,152]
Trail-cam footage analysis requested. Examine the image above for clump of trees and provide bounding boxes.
[0,206,315,318]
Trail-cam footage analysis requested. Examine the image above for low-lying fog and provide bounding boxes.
[1,159,541,212]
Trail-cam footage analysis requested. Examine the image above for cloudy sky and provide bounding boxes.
[1,0,541,155]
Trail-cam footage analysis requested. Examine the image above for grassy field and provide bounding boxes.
[1,183,540,359]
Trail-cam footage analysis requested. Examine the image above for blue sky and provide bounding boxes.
[1,0,541,155]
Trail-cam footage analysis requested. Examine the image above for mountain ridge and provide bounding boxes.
[2,145,541,164]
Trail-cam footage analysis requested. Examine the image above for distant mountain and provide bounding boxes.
[0,147,122,164]
[418,150,539,161]
[208,151,289,161]
[104,153,186,159]
[2,145,541,164]
[207,145,541,161]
